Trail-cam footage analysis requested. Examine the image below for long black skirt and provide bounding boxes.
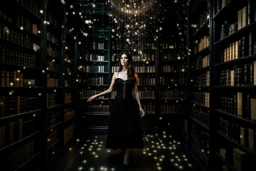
[105,97,144,149]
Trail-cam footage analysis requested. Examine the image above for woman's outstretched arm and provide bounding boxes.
[87,72,117,102]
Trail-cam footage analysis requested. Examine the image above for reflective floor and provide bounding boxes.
[54,129,204,171]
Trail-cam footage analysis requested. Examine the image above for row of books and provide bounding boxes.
[16,0,42,18]
[0,117,36,147]
[219,62,256,86]
[192,55,210,70]
[47,129,58,148]
[0,23,34,49]
[47,111,61,127]
[0,44,37,67]
[218,92,256,120]
[16,13,39,35]
[47,74,58,87]
[0,140,36,171]
[83,54,106,61]
[113,66,156,73]
[220,147,255,171]
[219,36,256,63]
[46,93,57,108]
[64,109,75,123]
[160,43,176,49]
[0,96,40,117]
[218,118,255,150]
[194,36,209,54]
[192,92,210,107]
[161,53,185,61]
[161,65,186,73]
[160,75,187,85]
[160,104,186,114]
[219,2,256,41]
[83,105,110,114]
[111,43,156,50]
[64,124,75,145]
[46,32,60,46]
[159,91,187,99]
[141,104,155,114]
[191,107,209,126]
[191,125,210,159]
[193,71,210,87]
[79,65,107,73]
[64,93,72,104]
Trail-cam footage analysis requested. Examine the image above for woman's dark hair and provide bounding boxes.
[118,53,135,79]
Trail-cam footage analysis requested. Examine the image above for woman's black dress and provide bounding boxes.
[105,77,144,149]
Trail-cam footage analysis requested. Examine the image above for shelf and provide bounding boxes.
[81,113,110,116]
[214,54,256,68]
[47,139,60,151]
[193,47,209,58]
[86,49,108,52]
[192,86,210,91]
[214,86,256,90]
[192,144,208,166]
[0,17,41,41]
[217,131,256,157]
[0,131,40,153]
[16,2,41,23]
[0,38,37,52]
[0,109,43,123]
[15,152,41,171]
[191,66,210,74]
[213,0,247,21]
[64,116,75,127]
[192,20,209,39]
[47,104,63,110]
[84,84,109,87]
[215,109,256,128]
[216,153,236,171]
[191,116,209,131]
[192,102,210,109]
[47,121,62,131]
[214,22,256,47]
[160,60,185,64]
[160,72,186,75]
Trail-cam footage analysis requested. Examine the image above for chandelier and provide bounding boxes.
[108,0,155,15]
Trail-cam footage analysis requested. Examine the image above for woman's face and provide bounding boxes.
[120,54,128,67]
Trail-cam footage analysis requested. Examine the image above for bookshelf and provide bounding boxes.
[157,36,188,129]
[0,0,79,170]
[212,0,256,170]
[78,1,111,134]
[188,0,211,169]
[188,0,256,170]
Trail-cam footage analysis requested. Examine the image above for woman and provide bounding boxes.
[87,53,145,166]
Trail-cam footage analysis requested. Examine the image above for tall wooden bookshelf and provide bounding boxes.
[188,0,211,169]
[157,37,188,130]
[212,0,256,170]
[188,0,256,170]
[78,1,111,134]
[0,0,79,170]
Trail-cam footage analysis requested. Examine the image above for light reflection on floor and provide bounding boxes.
[68,131,199,171]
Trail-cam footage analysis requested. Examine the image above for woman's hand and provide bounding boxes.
[139,108,145,117]
[87,95,97,102]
